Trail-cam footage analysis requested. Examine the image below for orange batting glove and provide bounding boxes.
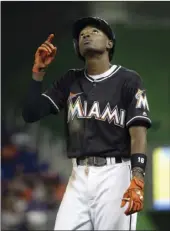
[32,34,57,73]
[121,177,144,215]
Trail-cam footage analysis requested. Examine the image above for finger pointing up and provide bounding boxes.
[47,34,54,43]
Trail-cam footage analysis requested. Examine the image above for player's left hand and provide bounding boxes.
[121,177,144,215]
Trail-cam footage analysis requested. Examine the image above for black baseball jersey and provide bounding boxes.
[42,65,151,158]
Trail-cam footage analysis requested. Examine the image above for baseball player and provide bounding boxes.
[22,17,152,230]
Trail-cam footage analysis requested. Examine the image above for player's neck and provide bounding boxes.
[85,54,110,75]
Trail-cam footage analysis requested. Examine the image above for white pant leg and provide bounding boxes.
[89,161,138,230]
[54,166,93,230]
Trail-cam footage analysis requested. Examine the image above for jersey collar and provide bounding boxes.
[84,65,121,82]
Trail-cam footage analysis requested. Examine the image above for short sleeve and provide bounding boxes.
[41,70,75,113]
[124,72,152,129]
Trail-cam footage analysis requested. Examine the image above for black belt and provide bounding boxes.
[76,156,122,167]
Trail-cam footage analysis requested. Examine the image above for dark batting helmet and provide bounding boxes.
[72,17,116,61]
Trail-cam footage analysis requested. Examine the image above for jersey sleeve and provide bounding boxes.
[41,70,74,113]
[124,72,152,129]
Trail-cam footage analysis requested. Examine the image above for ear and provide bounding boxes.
[106,40,113,49]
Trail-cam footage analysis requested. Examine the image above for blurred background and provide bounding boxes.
[1,1,170,230]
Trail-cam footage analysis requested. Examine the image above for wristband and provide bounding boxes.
[32,64,47,73]
[131,153,147,172]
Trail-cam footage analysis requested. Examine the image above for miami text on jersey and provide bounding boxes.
[67,96,126,127]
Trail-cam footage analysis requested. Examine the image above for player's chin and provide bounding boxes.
[81,47,102,57]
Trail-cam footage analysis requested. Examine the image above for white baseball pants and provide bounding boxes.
[54,157,137,230]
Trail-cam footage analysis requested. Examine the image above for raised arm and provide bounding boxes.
[22,34,57,122]
[22,34,72,123]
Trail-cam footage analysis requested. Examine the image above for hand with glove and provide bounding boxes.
[121,175,144,215]
[32,34,57,78]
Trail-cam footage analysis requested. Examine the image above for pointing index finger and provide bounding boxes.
[47,34,54,43]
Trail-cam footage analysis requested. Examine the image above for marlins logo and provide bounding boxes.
[67,95,126,128]
[135,89,149,111]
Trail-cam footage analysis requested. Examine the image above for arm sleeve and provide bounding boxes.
[22,71,72,123]
[41,71,71,112]
[124,72,152,129]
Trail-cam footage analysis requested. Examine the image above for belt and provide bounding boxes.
[76,156,122,167]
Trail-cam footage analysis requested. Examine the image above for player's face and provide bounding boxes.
[78,26,113,58]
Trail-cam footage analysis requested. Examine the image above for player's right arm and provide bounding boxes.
[22,34,70,123]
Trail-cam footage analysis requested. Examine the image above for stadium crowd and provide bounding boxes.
[1,119,66,230]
